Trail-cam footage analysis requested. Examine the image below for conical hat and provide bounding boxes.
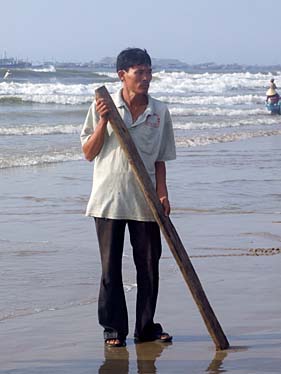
[266,88,277,96]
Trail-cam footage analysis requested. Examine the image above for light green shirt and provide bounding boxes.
[80,89,176,221]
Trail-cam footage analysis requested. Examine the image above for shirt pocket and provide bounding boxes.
[131,123,160,158]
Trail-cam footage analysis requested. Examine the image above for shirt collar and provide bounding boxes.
[115,88,154,115]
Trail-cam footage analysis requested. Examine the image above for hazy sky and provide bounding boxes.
[0,0,279,65]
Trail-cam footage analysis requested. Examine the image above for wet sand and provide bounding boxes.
[1,135,281,373]
[1,254,281,373]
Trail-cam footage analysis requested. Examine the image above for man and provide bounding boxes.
[80,48,176,347]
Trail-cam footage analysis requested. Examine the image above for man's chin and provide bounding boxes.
[139,87,149,94]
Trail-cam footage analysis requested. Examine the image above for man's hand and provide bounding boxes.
[82,98,110,161]
[96,98,110,124]
[159,196,170,216]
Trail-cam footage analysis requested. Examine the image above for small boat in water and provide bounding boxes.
[265,100,281,114]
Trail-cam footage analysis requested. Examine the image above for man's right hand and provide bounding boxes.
[96,98,110,124]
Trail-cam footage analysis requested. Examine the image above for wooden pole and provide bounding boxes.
[95,85,230,351]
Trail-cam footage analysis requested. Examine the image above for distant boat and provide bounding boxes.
[0,56,32,68]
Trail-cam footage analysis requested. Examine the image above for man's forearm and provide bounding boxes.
[155,161,168,198]
[155,161,170,216]
[82,120,107,161]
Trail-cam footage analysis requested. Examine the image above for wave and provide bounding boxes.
[176,129,281,147]
[0,81,97,98]
[0,92,266,106]
[0,123,81,136]
[0,152,83,169]
[5,120,278,138]
[0,69,276,106]
[173,116,279,130]
[0,94,92,105]
[158,94,264,106]
[31,65,56,73]
[0,81,120,105]
[152,71,280,94]
[2,114,277,137]
[2,67,118,81]
[2,129,281,169]
[170,107,266,117]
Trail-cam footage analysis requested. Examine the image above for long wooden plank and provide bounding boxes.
[95,85,230,350]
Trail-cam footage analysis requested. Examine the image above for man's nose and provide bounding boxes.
[142,72,151,81]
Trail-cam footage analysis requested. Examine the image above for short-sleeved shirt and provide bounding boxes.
[80,89,176,221]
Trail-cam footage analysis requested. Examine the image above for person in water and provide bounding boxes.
[3,70,11,80]
[266,79,279,103]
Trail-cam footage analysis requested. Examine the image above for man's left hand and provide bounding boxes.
[159,196,170,216]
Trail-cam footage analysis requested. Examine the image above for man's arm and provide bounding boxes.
[155,161,170,216]
[82,98,109,161]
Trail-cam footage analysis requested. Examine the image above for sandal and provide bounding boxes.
[155,332,173,343]
[134,332,173,343]
[105,338,126,347]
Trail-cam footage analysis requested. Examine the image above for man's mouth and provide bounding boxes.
[140,84,149,89]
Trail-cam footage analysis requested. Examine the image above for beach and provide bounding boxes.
[1,132,281,373]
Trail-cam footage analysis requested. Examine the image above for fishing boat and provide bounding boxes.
[265,100,281,114]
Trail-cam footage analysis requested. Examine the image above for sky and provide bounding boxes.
[0,0,280,65]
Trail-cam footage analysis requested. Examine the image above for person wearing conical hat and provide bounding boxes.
[266,87,277,96]
[266,86,280,103]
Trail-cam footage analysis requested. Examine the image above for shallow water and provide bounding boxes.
[1,133,280,324]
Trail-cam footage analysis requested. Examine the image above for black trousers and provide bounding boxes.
[95,218,163,341]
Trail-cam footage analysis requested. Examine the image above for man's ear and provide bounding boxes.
[118,70,125,81]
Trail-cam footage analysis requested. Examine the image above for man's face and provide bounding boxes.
[118,65,152,95]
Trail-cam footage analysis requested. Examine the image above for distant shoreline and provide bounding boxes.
[2,53,281,73]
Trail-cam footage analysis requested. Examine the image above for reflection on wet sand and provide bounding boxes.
[206,350,228,374]
[98,342,230,373]
[99,345,129,373]
[135,341,172,373]
[98,341,172,373]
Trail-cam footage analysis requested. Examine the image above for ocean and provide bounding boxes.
[1,65,281,336]
[1,65,281,168]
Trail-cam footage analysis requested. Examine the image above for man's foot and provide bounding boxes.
[156,332,173,343]
[134,332,173,344]
[105,338,126,347]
